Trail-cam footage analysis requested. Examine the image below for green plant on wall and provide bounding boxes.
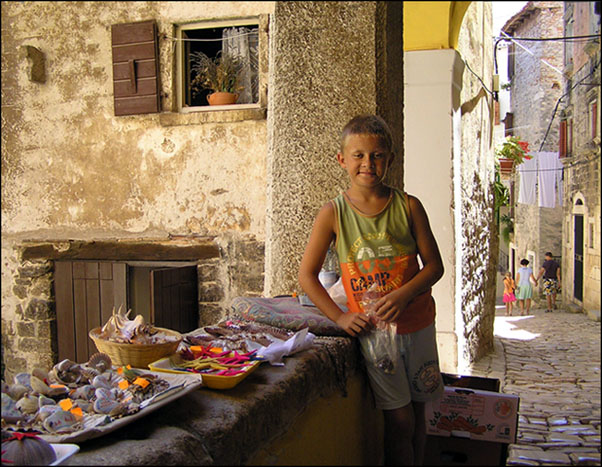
[495,136,532,165]
[500,213,514,245]
[494,168,509,225]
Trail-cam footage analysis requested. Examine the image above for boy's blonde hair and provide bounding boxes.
[340,114,394,153]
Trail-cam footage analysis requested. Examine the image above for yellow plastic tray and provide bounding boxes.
[149,355,261,390]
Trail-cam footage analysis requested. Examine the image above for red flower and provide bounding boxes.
[517,141,529,152]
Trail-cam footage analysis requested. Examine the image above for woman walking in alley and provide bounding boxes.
[503,271,517,316]
[516,259,537,316]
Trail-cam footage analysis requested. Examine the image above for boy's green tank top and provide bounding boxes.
[331,187,435,334]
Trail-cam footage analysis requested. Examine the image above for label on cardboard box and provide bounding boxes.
[425,386,519,443]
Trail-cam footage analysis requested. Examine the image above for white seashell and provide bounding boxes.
[94,387,114,401]
[32,367,48,381]
[2,393,26,422]
[93,396,123,414]
[92,375,112,390]
[73,399,92,413]
[43,409,77,432]
[57,359,77,372]
[38,394,55,407]
[30,375,51,395]
[36,404,63,421]
[7,383,29,401]
[71,384,95,401]
[14,373,31,389]
[2,380,9,393]
[16,394,39,414]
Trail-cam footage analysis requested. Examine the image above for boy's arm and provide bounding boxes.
[298,202,372,337]
[375,194,444,323]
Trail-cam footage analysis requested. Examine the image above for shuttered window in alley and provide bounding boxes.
[559,120,567,158]
[111,20,161,116]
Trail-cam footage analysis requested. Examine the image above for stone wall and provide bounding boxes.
[560,1,601,312]
[508,2,565,293]
[455,2,497,364]
[1,1,274,379]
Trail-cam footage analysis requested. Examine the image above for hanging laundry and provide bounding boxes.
[517,156,537,205]
[538,152,562,208]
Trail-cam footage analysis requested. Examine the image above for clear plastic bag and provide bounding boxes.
[358,282,398,374]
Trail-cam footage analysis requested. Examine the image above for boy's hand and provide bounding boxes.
[336,312,373,337]
[374,288,410,323]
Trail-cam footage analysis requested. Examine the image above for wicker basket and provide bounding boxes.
[89,327,182,369]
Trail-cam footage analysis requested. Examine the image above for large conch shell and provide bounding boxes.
[99,305,151,342]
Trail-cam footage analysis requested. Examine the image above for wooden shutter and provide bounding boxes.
[54,261,127,362]
[559,120,567,158]
[151,266,198,333]
[504,112,513,137]
[111,20,161,116]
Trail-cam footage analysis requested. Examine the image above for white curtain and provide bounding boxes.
[222,27,259,104]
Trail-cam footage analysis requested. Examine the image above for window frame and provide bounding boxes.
[175,16,268,114]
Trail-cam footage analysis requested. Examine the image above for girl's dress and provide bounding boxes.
[515,266,534,300]
[503,277,516,303]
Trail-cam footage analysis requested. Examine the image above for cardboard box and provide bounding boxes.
[423,436,507,466]
[425,385,519,443]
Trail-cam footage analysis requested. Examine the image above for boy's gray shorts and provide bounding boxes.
[359,322,444,410]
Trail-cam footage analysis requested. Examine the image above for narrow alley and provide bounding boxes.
[465,307,601,465]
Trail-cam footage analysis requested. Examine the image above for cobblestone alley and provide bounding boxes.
[466,306,601,466]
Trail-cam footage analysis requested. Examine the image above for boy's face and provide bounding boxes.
[337,133,392,189]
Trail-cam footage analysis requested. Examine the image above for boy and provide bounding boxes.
[298,114,444,465]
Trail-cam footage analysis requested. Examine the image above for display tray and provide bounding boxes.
[149,356,262,390]
[27,371,203,444]
[50,443,80,465]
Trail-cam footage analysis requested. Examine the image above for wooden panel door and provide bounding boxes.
[150,266,198,333]
[54,261,127,363]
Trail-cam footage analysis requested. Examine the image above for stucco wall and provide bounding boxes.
[1,1,274,378]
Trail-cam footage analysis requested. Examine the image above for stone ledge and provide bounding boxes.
[19,239,220,262]
[586,309,601,322]
[69,337,360,465]
[159,107,266,126]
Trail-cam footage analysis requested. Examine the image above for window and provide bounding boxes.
[175,17,266,112]
[589,100,598,139]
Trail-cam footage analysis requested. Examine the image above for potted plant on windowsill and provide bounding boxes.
[495,136,532,177]
[190,51,245,105]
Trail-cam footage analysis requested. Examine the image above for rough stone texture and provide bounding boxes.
[0,1,273,380]
[264,1,403,296]
[560,2,601,314]
[506,2,565,299]
[455,2,497,364]
[66,337,365,465]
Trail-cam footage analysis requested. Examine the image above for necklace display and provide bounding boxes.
[343,189,392,216]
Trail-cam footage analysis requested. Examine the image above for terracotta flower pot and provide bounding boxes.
[207,92,239,106]
[498,158,515,175]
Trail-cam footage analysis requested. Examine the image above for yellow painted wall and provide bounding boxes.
[403,1,471,51]
[248,372,384,466]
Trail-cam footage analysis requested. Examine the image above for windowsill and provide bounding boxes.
[160,105,266,126]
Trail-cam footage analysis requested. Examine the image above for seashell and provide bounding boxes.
[38,394,55,407]
[16,394,39,414]
[7,383,29,401]
[46,384,69,398]
[92,375,112,390]
[93,396,123,415]
[94,387,114,401]
[73,399,92,413]
[2,393,26,423]
[14,373,31,389]
[30,375,50,395]
[88,352,112,373]
[80,367,100,383]
[71,384,95,401]
[56,359,77,373]
[31,367,48,382]
[42,409,77,432]
[2,380,9,394]
[36,404,63,421]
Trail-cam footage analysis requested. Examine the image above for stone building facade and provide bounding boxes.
[560,1,601,313]
[502,1,565,299]
[2,1,497,381]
